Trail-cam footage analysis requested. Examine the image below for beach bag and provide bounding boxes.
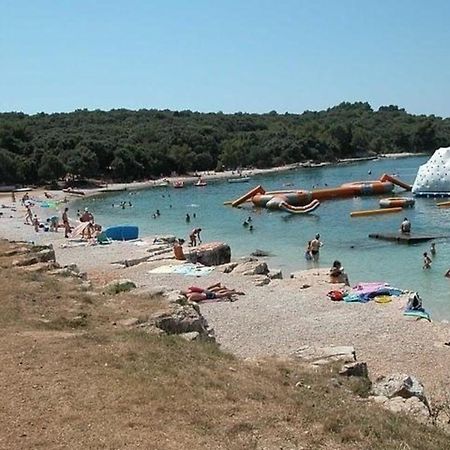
[327,290,344,301]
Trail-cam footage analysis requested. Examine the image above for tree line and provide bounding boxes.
[1,102,449,185]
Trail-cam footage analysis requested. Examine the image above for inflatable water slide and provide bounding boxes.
[228,174,411,214]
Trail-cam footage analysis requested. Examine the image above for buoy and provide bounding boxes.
[350,207,403,217]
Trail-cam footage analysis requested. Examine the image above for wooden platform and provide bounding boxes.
[368,233,444,244]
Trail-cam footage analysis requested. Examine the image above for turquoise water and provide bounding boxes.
[77,156,450,319]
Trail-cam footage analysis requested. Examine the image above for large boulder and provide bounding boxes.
[185,242,231,266]
[371,373,427,403]
[233,260,269,276]
[153,304,214,340]
[13,246,56,267]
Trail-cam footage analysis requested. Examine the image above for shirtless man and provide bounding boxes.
[310,234,322,262]
[62,207,70,238]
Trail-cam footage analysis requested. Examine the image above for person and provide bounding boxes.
[186,213,191,223]
[304,241,312,261]
[329,260,350,286]
[62,207,70,238]
[80,207,94,223]
[81,221,95,240]
[247,216,252,223]
[183,283,245,302]
[445,269,450,278]
[11,191,16,203]
[44,191,53,199]
[189,228,202,246]
[48,215,59,232]
[430,242,436,256]
[406,292,423,311]
[423,252,432,269]
[21,192,29,205]
[249,225,254,232]
[24,205,33,225]
[400,217,411,233]
[310,234,322,262]
[243,220,249,227]
[32,214,40,232]
[156,209,161,217]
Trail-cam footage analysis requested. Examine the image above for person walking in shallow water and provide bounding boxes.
[423,252,432,269]
[310,234,322,262]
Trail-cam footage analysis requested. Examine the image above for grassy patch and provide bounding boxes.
[0,240,448,449]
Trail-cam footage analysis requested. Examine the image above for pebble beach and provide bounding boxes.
[1,178,450,400]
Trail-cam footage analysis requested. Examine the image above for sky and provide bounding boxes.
[1,0,450,117]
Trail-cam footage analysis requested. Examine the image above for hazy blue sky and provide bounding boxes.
[1,0,449,116]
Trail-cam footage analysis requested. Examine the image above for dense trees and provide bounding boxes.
[1,102,449,185]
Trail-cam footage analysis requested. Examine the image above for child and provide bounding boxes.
[423,252,432,269]
[32,215,40,232]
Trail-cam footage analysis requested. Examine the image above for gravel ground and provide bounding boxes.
[2,194,450,399]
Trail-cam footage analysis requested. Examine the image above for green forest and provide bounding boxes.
[1,102,449,185]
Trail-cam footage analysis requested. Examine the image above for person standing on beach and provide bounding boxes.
[32,215,40,232]
[310,234,322,262]
[62,207,70,238]
[24,205,33,225]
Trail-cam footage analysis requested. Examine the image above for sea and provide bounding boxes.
[75,155,450,319]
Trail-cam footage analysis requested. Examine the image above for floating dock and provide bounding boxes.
[368,233,442,244]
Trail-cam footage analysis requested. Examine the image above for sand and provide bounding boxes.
[1,182,449,400]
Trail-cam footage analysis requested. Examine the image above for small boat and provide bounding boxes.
[227,176,251,183]
[194,178,207,187]
[173,181,184,189]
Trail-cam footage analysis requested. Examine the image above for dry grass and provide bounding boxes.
[0,240,449,449]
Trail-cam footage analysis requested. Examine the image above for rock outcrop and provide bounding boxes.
[185,242,231,266]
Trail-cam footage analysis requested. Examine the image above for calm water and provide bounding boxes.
[76,156,450,319]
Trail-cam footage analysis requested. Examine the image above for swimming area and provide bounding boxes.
[78,155,450,319]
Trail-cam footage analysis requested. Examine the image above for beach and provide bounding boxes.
[1,182,450,401]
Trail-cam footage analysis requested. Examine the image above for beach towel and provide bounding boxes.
[148,263,214,277]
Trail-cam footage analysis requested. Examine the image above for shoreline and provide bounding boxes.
[0,152,428,199]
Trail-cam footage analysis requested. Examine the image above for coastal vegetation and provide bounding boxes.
[1,102,450,184]
[1,239,449,449]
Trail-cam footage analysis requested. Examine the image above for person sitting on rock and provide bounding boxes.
[329,260,350,286]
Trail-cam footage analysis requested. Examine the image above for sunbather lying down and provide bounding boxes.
[183,283,245,302]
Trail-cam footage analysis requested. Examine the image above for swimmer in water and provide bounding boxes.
[423,252,432,269]
[430,242,436,256]
[186,213,191,223]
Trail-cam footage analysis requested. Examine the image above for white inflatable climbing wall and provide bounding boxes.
[412,147,450,195]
